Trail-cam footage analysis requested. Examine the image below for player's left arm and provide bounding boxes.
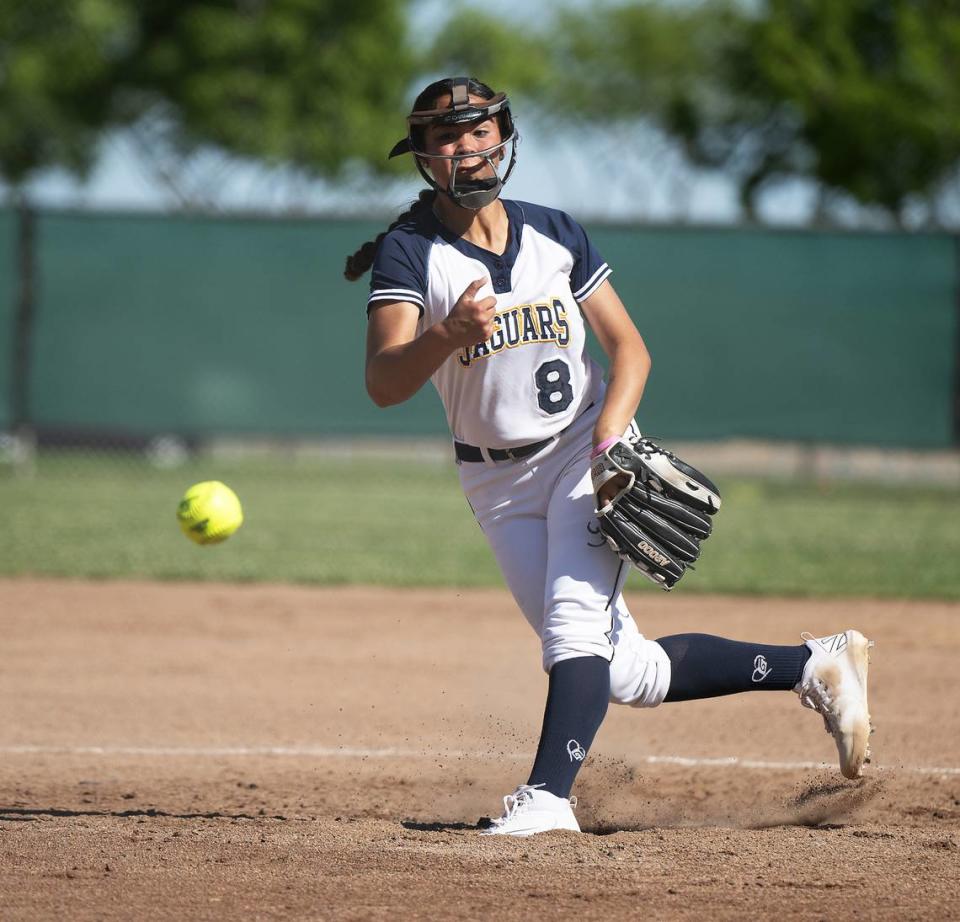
[579,279,651,451]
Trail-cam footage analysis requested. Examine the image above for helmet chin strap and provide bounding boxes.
[414,139,518,211]
[445,153,504,210]
[448,182,501,210]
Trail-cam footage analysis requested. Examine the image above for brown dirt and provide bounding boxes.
[1,580,958,920]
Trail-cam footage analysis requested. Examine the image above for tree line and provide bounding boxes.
[2,0,958,227]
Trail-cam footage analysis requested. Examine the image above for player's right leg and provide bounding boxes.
[459,429,634,835]
[458,456,589,835]
[459,484,608,834]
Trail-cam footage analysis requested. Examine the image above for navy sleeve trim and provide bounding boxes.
[573,263,611,302]
[368,218,432,317]
[366,289,425,318]
[367,288,425,307]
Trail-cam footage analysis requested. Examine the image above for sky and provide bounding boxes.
[21,116,770,224]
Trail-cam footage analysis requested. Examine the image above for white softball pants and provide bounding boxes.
[457,403,671,708]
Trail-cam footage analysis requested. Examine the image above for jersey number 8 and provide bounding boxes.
[535,359,574,415]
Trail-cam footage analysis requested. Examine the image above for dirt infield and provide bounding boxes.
[1,580,958,920]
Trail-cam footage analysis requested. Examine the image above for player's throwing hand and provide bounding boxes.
[442,278,497,346]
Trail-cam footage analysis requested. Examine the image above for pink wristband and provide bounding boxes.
[591,435,620,460]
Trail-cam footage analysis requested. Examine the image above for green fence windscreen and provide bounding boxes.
[591,226,957,446]
[5,209,957,447]
[30,211,443,437]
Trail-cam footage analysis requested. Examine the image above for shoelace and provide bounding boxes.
[488,783,544,828]
[800,678,838,737]
[797,635,840,737]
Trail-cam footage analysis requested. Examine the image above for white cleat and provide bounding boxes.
[479,784,581,837]
[796,630,874,779]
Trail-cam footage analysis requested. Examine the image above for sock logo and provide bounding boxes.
[567,739,586,762]
[752,654,772,683]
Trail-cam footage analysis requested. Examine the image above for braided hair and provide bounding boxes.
[343,189,436,281]
[343,77,499,282]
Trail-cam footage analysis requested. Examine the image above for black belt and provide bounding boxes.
[454,402,595,464]
[454,438,553,463]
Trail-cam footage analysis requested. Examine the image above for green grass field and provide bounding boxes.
[2,455,959,598]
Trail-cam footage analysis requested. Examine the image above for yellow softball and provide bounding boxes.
[176,481,243,545]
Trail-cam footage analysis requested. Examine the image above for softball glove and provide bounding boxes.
[591,435,721,590]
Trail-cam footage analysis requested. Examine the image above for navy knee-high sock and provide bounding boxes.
[526,656,610,799]
[658,633,811,702]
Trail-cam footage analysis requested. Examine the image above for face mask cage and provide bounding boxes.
[388,78,519,210]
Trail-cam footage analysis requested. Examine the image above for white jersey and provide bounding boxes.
[367,199,611,448]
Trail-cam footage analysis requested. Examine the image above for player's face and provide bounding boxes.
[420,94,504,186]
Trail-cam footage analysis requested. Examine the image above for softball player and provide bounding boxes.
[347,77,872,837]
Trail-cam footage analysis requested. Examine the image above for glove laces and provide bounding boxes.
[636,436,674,461]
